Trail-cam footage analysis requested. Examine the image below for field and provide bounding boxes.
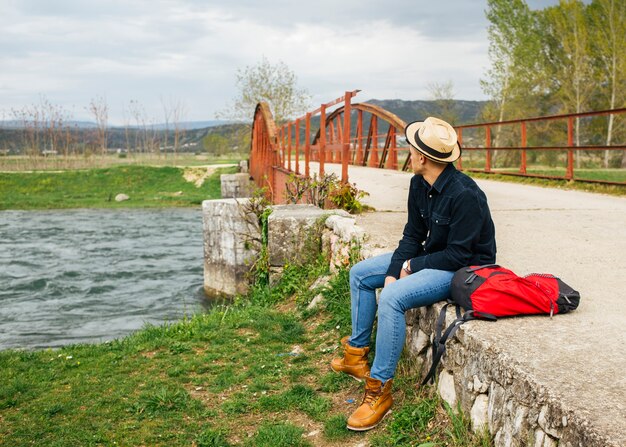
[0,165,238,210]
[0,153,242,171]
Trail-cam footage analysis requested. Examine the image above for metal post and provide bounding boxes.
[280,126,285,169]
[520,121,527,174]
[356,109,363,165]
[305,113,311,177]
[485,126,492,172]
[369,115,378,167]
[295,118,300,175]
[320,104,326,176]
[288,123,292,172]
[567,117,574,180]
[342,91,352,183]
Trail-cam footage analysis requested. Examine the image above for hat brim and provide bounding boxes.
[405,121,461,163]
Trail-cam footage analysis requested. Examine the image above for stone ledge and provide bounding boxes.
[403,303,620,447]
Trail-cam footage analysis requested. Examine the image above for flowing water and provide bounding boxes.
[0,208,211,350]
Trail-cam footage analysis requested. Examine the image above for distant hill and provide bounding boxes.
[0,120,233,131]
[364,99,488,125]
[114,120,235,131]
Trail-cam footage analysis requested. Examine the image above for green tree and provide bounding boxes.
[481,0,544,146]
[203,132,230,156]
[588,0,626,167]
[218,57,310,125]
[543,1,595,149]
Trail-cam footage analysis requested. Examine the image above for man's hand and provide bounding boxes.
[384,276,397,287]
[399,267,410,279]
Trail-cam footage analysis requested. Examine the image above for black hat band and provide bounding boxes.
[413,128,455,160]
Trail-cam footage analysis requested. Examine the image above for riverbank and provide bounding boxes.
[0,260,490,447]
[0,165,237,210]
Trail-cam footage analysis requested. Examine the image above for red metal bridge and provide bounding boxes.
[249,91,626,203]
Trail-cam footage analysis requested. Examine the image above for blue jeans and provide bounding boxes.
[348,252,454,383]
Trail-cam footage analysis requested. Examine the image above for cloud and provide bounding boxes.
[0,0,553,123]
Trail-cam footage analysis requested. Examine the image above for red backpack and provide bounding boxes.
[422,264,580,385]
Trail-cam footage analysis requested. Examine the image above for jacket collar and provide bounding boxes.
[421,163,457,193]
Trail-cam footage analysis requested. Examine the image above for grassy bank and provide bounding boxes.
[0,165,238,210]
[466,170,625,196]
[0,154,244,171]
[0,260,491,447]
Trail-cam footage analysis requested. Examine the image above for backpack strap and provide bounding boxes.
[421,306,496,386]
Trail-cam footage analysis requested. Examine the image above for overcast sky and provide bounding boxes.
[0,0,558,124]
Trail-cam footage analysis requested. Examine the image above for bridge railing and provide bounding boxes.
[455,108,626,186]
[250,96,626,203]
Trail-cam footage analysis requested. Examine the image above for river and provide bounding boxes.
[0,208,211,350]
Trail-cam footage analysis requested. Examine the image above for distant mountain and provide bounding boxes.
[0,120,233,130]
[113,120,235,131]
[364,99,488,125]
[0,120,98,129]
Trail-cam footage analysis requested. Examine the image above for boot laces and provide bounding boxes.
[362,386,382,406]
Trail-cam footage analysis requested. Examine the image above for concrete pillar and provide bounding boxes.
[202,198,259,297]
[220,173,255,199]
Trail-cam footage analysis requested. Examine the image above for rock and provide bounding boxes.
[473,375,490,394]
[115,193,129,202]
[534,429,558,447]
[438,370,457,408]
[306,294,324,310]
[308,275,331,290]
[471,394,489,432]
[239,160,249,173]
[488,382,506,434]
[406,328,429,356]
[290,345,305,356]
[325,214,362,241]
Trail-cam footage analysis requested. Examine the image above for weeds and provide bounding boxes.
[284,172,370,213]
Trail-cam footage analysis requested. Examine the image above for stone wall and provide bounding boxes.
[404,304,610,447]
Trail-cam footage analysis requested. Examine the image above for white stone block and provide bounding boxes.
[407,328,429,356]
[438,370,457,408]
[220,173,254,199]
[471,394,489,433]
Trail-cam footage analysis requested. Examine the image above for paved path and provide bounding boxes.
[315,162,626,444]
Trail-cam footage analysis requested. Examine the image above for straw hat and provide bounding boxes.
[405,117,461,163]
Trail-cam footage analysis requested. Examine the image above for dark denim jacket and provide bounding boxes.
[386,164,496,278]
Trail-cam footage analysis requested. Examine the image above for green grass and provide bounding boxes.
[0,164,237,210]
[467,170,626,196]
[0,258,494,446]
[491,167,626,183]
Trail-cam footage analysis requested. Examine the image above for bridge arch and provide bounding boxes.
[311,102,409,171]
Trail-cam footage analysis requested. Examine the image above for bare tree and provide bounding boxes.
[88,96,109,155]
[427,81,459,125]
[171,99,187,156]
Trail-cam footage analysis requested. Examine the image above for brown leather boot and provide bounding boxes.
[346,377,393,431]
[330,340,370,381]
